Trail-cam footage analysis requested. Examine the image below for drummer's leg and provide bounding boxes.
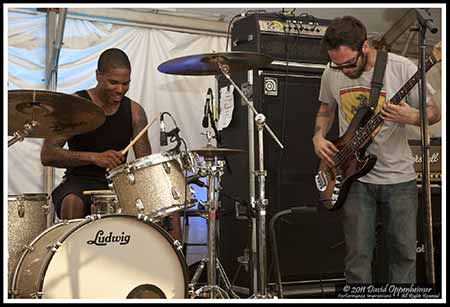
[61,194,86,219]
[52,176,104,220]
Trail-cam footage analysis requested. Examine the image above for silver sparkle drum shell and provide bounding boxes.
[107,152,193,220]
[90,192,120,215]
[7,194,49,293]
[11,215,189,299]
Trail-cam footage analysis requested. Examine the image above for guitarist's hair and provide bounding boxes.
[322,16,367,51]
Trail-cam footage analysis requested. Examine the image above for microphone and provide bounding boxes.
[202,88,212,128]
[160,113,168,146]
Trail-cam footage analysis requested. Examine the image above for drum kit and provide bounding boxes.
[7,51,283,299]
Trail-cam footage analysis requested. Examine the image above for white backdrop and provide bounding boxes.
[7,11,227,194]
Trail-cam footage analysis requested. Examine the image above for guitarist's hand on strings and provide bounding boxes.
[380,100,417,125]
[313,135,339,168]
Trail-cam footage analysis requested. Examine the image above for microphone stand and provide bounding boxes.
[414,8,438,286]
[218,61,284,298]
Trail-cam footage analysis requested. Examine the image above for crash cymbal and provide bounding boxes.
[191,145,246,158]
[8,90,106,138]
[157,51,273,76]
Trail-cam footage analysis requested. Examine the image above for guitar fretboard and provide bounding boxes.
[353,55,438,150]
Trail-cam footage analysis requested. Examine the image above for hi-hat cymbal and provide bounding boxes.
[157,51,273,76]
[8,90,106,138]
[191,145,246,158]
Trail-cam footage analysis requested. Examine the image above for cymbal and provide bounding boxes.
[157,51,273,76]
[8,90,106,138]
[191,145,246,158]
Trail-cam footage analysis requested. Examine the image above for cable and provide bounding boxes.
[226,14,243,52]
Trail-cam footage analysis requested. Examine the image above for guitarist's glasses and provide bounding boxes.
[329,49,362,70]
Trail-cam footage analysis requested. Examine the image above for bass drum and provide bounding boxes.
[11,215,188,299]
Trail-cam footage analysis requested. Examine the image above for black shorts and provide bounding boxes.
[52,175,109,218]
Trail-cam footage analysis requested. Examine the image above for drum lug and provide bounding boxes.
[171,187,180,200]
[46,241,62,252]
[163,161,171,174]
[18,203,25,218]
[173,239,183,251]
[42,204,50,216]
[31,292,44,299]
[87,214,102,221]
[23,244,34,252]
[135,198,145,213]
[126,166,135,184]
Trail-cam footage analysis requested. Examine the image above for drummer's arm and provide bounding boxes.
[41,137,123,169]
[131,101,152,159]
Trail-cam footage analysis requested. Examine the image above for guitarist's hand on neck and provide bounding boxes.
[380,99,441,126]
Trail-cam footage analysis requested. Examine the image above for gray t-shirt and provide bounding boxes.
[319,52,435,184]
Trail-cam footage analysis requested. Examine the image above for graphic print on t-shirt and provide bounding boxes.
[339,85,387,124]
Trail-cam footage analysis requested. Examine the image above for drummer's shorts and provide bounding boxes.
[51,175,108,219]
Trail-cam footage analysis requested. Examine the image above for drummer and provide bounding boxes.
[40,48,181,241]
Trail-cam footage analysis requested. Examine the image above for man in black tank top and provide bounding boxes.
[41,48,152,219]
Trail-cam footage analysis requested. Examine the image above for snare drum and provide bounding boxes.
[7,194,50,293]
[107,152,193,220]
[11,215,189,299]
[83,190,120,215]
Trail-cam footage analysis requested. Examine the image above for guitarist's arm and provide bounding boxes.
[380,96,441,126]
[312,102,339,167]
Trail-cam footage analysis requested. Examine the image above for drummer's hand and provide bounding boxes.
[93,150,124,169]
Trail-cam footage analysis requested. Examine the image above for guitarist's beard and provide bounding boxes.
[344,53,368,79]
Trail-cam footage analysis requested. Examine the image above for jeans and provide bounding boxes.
[342,179,418,284]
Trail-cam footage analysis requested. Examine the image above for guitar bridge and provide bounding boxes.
[315,170,328,192]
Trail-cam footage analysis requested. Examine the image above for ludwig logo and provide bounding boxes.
[87,230,131,246]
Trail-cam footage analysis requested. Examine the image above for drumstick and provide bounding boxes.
[82,190,115,195]
[121,113,159,156]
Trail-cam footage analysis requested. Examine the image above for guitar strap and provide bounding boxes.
[368,50,388,110]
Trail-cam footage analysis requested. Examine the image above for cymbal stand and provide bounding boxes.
[189,135,239,299]
[218,62,284,298]
[8,120,39,147]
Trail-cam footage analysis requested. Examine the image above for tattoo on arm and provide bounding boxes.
[41,137,93,168]
[314,103,335,137]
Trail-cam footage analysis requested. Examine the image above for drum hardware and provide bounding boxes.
[8,90,106,146]
[159,51,282,298]
[217,58,284,299]
[187,133,244,299]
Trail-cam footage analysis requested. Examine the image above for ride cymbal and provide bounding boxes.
[158,51,273,76]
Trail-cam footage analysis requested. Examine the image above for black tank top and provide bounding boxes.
[65,90,133,178]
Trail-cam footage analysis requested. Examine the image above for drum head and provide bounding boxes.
[41,215,188,298]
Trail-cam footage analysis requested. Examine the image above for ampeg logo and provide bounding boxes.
[87,230,131,246]
[264,77,278,96]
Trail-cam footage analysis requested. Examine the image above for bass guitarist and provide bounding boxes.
[312,16,441,284]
